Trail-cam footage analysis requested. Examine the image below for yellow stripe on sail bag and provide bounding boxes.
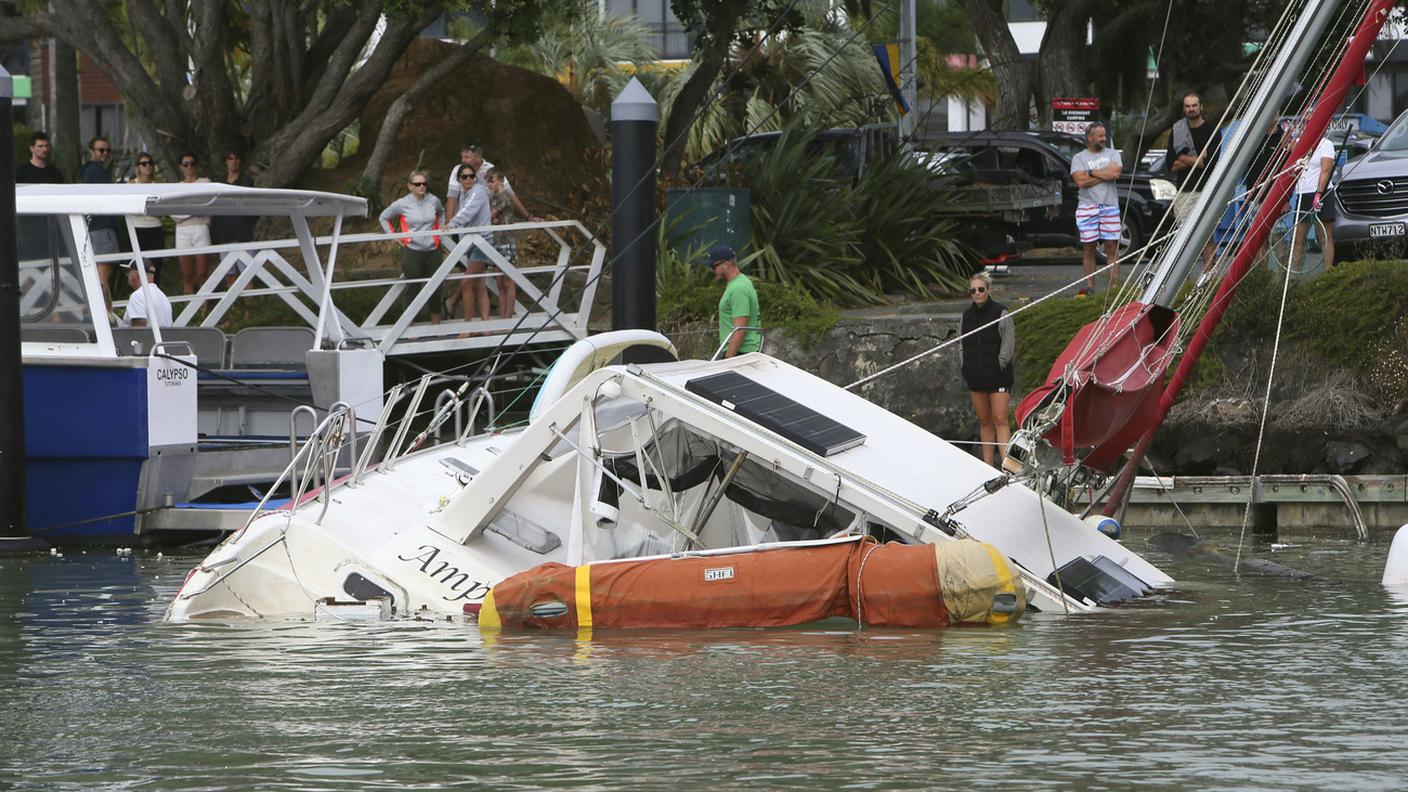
[575,564,593,628]
[980,543,1019,626]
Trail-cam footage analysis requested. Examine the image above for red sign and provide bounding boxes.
[1052,97,1099,135]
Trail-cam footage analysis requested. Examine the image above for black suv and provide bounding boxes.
[921,130,1177,256]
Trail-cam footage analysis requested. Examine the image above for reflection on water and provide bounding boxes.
[3,532,1408,790]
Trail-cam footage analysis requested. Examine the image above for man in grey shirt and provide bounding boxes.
[1070,122,1124,294]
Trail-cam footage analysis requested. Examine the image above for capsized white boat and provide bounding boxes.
[166,330,1171,621]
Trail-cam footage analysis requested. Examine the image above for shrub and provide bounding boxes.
[705,120,972,306]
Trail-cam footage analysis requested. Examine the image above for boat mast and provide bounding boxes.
[1106,0,1398,514]
[1141,0,1342,307]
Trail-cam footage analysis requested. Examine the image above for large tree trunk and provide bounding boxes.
[48,39,81,180]
[660,44,729,179]
[659,0,750,179]
[359,31,493,204]
[959,0,1032,129]
[1035,1,1092,128]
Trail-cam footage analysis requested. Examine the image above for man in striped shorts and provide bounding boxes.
[1070,122,1124,295]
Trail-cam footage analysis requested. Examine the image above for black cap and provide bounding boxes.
[697,244,736,268]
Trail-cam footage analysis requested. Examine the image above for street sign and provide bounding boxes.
[1052,97,1099,136]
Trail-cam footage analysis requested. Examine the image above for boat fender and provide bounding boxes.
[1382,524,1408,586]
[1084,515,1121,540]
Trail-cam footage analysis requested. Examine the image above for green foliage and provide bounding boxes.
[497,1,659,113]
[651,13,892,163]
[12,121,31,167]
[736,121,971,305]
[743,125,868,303]
[1285,260,1408,371]
[1011,261,1408,400]
[850,152,970,297]
[656,249,841,350]
[917,0,978,54]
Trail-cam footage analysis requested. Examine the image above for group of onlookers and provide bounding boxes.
[14,131,257,328]
[377,143,541,327]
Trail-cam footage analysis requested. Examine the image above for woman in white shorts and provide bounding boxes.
[171,153,212,294]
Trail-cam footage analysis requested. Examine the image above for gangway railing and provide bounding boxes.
[98,219,604,358]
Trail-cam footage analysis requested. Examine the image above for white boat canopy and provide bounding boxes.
[15,183,368,218]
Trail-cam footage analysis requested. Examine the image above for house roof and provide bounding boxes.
[15,183,368,218]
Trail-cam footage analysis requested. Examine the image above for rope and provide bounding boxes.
[1036,489,1070,617]
[1233,219,1297,573]
[853,541,882,629]
[843,256,1122,390]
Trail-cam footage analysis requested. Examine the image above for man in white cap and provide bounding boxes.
[700,244,760,358]
[123,260,173,328]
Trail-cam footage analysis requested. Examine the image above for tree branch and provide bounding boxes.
[359,30,495,200]
[125,0,186,94]
[0,13,54,40]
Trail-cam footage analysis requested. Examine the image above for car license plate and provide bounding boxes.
[1370,222,1406,238]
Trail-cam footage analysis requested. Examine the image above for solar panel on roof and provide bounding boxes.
[685,371,866,456]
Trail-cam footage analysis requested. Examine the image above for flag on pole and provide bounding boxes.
[871,42,910,116]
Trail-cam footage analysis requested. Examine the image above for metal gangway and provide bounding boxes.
[82,218,606,358]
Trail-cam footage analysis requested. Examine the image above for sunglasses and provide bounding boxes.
[410,181,427,187]
[93,147,111,153]
[459,174,476,181]
[968,286,988,294]
[180,160,195,166]
[137,161,153,166]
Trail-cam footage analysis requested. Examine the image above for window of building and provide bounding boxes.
[1006,0,1040,22]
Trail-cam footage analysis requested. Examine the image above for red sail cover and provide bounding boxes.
[477,538,1025,631]
[1015,302,1180,470]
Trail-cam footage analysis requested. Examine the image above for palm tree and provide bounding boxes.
[499,2,660,113]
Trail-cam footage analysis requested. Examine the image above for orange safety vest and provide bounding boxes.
[396,215,441,249]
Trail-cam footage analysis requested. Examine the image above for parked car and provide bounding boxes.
[695,125,1055,267]
[920,130,1176,258]
[1328,108,1408,259]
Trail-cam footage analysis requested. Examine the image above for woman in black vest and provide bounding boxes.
[960,272,1016,467]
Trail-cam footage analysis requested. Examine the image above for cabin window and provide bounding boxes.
[19,216,92,327]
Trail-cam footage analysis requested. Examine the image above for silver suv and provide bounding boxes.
[1332,110,1408,259]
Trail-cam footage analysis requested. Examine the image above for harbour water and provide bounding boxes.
[3,528,1407,790]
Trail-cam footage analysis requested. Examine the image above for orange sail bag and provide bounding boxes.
[478,537,1025,631]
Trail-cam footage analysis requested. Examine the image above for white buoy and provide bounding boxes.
[1084,514,1121,540]
[1382,524,1408,585]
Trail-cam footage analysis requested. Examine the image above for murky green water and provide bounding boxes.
[2,530,1406,790]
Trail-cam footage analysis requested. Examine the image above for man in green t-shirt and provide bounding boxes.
[701,244,761,357]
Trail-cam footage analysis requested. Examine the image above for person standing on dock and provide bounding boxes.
[172,153,213,295]
[380,170,446,324]
[81,136,122,313]
[15,132,65,264]
[960,272,1015,469]
[1166,91,1221,272]
[210,150,258,286]
[1071,122,1123,295]
[701,245,760,358]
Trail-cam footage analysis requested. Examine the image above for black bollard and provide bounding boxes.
[0,66,43,552]
[610,77,659,359]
